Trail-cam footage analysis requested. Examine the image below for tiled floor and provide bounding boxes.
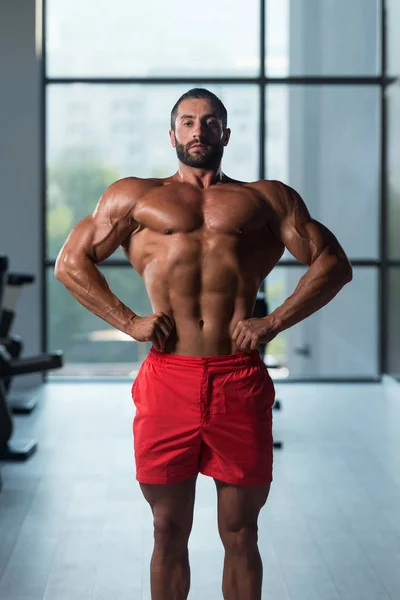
[1,378,400,599]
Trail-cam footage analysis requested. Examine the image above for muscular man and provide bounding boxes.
[55,88,352,600]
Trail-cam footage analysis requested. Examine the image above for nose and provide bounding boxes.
[192,120,206,139]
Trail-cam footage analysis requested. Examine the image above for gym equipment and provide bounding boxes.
[0,336,23,395]
[0,345,63,460]
[253,289,283,450]
[0,270,38,412]
[0,273,34,337]
[0,255,7,491]
[0,254,64,462]
[0,255,6,309]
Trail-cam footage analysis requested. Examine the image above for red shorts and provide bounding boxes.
[131,347,275,486]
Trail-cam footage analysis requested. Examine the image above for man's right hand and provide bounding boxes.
[130,312,176,352]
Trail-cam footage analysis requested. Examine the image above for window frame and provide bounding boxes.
[41,0,398,382]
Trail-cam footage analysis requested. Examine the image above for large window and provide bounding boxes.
[45,1,388,381]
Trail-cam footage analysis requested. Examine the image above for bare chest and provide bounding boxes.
[133,185,268,236]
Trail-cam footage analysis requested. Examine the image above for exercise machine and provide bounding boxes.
[0,270,38,412]
[0,254,63,462]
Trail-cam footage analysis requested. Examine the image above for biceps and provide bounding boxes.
[281,218,344,265]
[59,213,131,264]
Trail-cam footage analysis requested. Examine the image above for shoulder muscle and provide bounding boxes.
[58,177,155,265]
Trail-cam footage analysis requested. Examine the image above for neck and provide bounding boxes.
[175,162,225,189]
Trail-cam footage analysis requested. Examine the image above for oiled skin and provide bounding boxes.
[54,174,352,356]
[55,96,352,356]
[122,177,284,354]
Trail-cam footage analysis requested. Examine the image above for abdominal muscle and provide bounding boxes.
[140,255,262,357]
[127,220,279,357]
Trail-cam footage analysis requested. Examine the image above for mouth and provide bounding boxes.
[189,144,208,151]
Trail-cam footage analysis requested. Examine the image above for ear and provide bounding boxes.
[223,128,231,147]
[169,130,176,147]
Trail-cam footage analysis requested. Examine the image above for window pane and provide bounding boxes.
[266,85,380,259]
[46,0,260,78]
[48,266,152,376]
[264,267,378,378]
[266,0,380,76]
[388,82,400,259]
[387,0,400,76]
[388,268,400,377]
[46,84,259,260]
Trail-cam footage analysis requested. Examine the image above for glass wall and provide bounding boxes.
[265,0,380,77]
[266,85,380,260]
[45,1,385,380]
[46,0,260,78]
[387,0,400,77]
[264,267,378,378]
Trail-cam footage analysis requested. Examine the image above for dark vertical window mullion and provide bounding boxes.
[380,0,388,375]
[259,0,266,180]
[41,0,47,363]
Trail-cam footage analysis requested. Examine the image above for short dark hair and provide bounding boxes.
[170,88,228,130]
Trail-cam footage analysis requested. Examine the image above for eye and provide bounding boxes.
[183,121,192,126]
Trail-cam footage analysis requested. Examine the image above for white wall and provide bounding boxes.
[0,0,42,388]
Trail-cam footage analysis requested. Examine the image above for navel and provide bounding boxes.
[164,228,173,235]
[199,319,204,329]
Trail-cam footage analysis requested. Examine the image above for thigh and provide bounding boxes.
[140,475,198,537]
[214,478,271,532]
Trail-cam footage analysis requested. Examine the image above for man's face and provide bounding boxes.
[169,98,230,169]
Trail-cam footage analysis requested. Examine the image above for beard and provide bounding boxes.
[175,138,225,169]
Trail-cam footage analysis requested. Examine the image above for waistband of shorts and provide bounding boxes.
[147,346,263,369]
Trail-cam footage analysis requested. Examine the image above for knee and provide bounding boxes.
[220,523,259,555]
[153,515,191,552]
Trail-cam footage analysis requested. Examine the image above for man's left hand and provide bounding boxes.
[232,318,277,352]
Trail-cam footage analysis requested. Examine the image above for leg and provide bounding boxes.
[215,478,271,600]
[140,474,198,600]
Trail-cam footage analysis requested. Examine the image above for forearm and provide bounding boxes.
[54,253,138,336]
[267,254,352,335]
